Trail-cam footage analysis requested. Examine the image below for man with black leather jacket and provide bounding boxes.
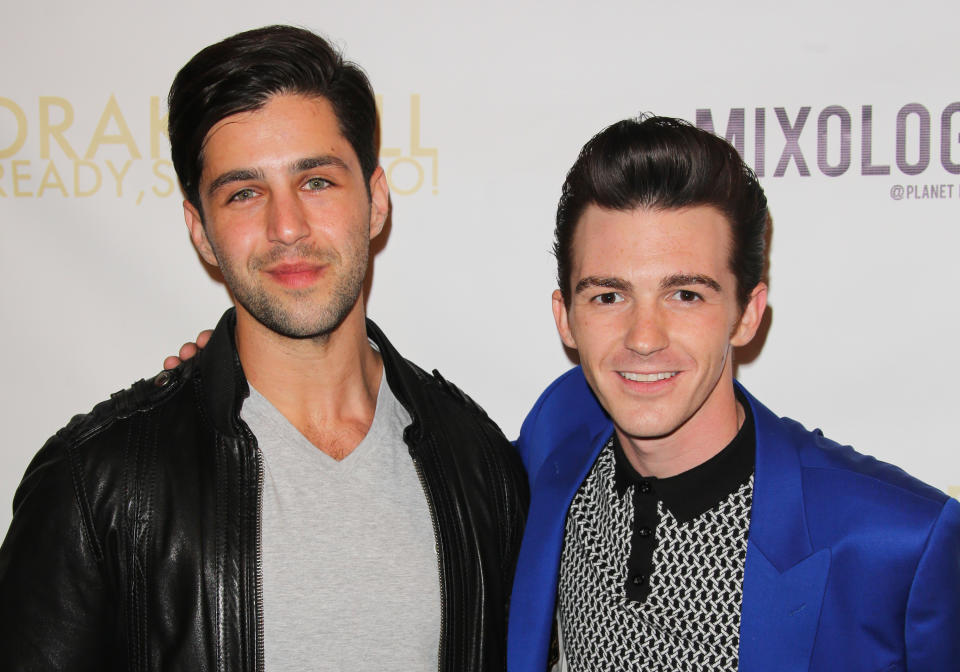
[0,26,527,671]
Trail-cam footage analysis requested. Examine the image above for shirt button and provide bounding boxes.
[639,482,652,494]
[638,526,653,538]
[632,574,647,585]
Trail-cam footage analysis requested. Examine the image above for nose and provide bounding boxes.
[266,189,310,245]
[624,305,669,356]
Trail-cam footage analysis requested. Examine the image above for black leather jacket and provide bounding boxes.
[0,310,528,671]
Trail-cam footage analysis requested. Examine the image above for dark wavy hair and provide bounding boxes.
[554,115,768,309]
[168,25,378,215]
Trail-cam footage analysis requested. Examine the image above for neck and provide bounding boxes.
[233,300,382,459]
[618,361,743,479]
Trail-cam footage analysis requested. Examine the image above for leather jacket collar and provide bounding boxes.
[196,308,436,444]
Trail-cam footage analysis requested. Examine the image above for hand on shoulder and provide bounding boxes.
[163,330,213,370]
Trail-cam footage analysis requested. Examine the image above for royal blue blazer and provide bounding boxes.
[507,367,960,671]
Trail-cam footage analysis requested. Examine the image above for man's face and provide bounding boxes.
[553,204,766,453]
[184,94,388,339]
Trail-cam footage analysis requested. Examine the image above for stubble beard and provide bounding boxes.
[220,240,369,341]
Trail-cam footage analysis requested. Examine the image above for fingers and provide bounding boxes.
[178,342,199,361]
[162,330,213,370]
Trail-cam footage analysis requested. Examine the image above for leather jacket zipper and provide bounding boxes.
[240,425,266,672]
[411,449,446,672]
[254,447,265,672]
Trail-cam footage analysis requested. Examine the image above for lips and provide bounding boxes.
[264,262,324,288]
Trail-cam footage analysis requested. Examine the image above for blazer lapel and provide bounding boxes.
[509,418,611,672]
[737,385,830,672]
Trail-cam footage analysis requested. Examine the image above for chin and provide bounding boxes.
[619,422,679,442]
[607,408,672,441]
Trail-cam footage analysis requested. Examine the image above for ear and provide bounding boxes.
[552,289,578,350]
[730,282,768,347]
[183,200,219,268]
[368,166,389,239]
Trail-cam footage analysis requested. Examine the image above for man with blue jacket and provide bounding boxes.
[507,116,960,671]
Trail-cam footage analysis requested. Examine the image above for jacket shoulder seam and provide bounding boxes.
[57,368,189,448]
[801,464,948,506]
[62,434,106,563]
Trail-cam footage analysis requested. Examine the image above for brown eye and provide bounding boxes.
[673,290,701,302]
[595,292,623,304]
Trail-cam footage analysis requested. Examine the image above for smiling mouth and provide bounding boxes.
[619,371,678,382]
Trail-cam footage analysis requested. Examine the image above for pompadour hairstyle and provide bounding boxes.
[554,115,768,309]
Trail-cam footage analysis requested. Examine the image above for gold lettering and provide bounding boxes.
[408,95,438,192]
[74,160,101,197]
[36,161,68,197]
[150,96,168,159]
[152,159,175,197]
[105,159,132,196]
[84,95,141,160]
[386,157,424,196]
[39,97,78,160]
[949,486,960,500]
[12,160,32,197]
[0,98,28,159]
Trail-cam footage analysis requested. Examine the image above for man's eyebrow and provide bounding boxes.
[660,273,722,293]
[205,156,350,199]
[291,155,350,173]
[574,276,632,294]
[206,168,265,198]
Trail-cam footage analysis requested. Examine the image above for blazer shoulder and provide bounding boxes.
[516,367,610,474]
[529,367,592,412]
[520,368,603,435]
[761,412,952,551]
[745,387,949,510]
[788,419,950,508]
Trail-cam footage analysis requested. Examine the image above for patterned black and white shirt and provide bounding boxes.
[557,397,755,672]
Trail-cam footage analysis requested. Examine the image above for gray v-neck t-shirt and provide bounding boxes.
[240,371,441,671]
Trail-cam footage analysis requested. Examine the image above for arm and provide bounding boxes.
[904,496,960,669]
[0,436,115,670]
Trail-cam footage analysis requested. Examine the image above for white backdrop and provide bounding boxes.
[2,0,958,534]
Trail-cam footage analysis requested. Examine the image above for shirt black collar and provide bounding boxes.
[612,389,756,523]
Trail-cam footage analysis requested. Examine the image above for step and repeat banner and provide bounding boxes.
[2,1,958,531]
